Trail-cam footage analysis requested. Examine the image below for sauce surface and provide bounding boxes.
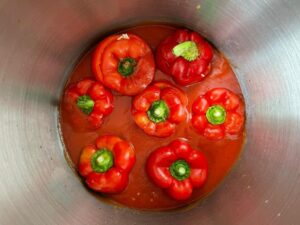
[60,24,245,210]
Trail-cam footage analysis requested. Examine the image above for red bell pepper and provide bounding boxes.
[92,33,155,96]
[156,29,213,86]
[146,139,208,200]
[131,81,188,137]
[64,79,114,130]
[191,88,245,140]
[78,135,136,193]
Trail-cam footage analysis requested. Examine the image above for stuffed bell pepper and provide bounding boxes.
[92,33,155,96]
[132,81,188,137]
[156,29,213,86]
[78,135,136,193]
[191,88,245,140]
[63,79,114,130]
[147,139,208,200]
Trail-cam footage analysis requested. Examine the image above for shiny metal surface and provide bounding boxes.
[0,0,300,224]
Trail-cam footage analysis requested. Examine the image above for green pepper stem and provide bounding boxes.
[172,41,199,61]
[147,100,170,123]
[77,95,94,115]
[91,149,114,173]
[118,57,136,77]
[206,105,226,125]
[170,160,191,181]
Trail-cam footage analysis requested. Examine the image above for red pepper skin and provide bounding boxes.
[156,29,213,86]
[92,33,155,96]
[78,135,136,193]
[191,88,245,140]
[132,81,188,137]
[64,79,113,130]
[146,139,208,200]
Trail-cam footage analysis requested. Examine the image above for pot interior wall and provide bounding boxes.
[0,0,300,225]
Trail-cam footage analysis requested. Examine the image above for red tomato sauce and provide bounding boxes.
[59,24,246,210]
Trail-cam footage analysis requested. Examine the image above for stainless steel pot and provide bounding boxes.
[1,0,300,224]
